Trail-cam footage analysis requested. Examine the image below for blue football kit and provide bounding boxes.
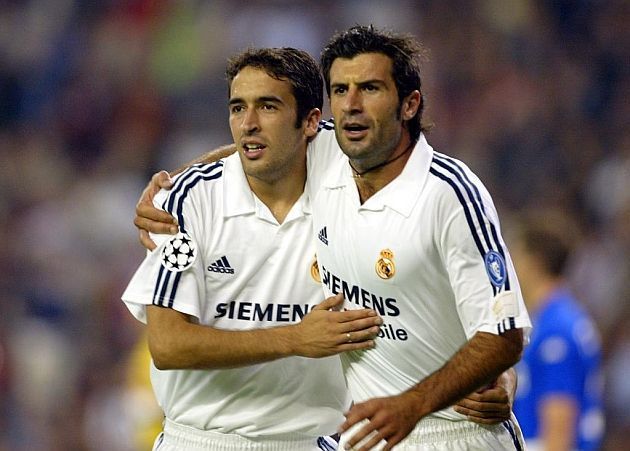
[514,287,604,450]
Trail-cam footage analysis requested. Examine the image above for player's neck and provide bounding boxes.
[248,167,306,225]
[351,134,415,204]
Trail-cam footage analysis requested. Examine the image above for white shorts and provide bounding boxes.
[339,415,526,450]
[152,418,339,451]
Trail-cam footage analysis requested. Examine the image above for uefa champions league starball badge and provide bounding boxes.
[160,232,198,272]
[375,249,396,279]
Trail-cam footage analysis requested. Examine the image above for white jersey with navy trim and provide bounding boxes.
[309,130,531,422]
[122,152,350,439]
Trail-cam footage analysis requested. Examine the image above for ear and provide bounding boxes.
[401,90,421,121]
[303,108,322,138]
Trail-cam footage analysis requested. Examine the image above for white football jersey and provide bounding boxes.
[309,130,531,421]
[122,153,349,438]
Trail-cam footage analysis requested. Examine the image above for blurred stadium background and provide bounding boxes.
[0,0,627,449]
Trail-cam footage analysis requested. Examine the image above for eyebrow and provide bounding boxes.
[229,95,284,105]
[330,79,387,88]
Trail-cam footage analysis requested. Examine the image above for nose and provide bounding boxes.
[240,108,260,134]
[342,87,362,114]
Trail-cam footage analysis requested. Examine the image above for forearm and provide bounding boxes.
[503,367,517,406]
[147,298,380,370]
[541,396,577,451]
[148,307,297,370]
[404,330,523,418]
[171,144,237,176]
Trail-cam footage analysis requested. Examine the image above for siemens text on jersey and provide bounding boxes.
[321,266,409,341]
[321,265,399,316]
[215,301,316,323]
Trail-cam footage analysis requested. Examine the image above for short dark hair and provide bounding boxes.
[320,25,429,141]
[226,48,323,128]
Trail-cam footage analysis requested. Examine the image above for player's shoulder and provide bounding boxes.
[534,299,587,346]
[172,160,225,186]
[427,151,485,192]
[312,118,337,148]
[544,297,593,330]
[161,160,225,214]
[425,152,473,205]
[307,119,344,185]
[426,150,496,214]
[318,118,335,131]
[545,290,584,317]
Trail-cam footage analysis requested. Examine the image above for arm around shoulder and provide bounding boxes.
[135,144,238,251]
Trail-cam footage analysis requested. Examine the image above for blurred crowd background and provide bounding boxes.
[0,0,628,449]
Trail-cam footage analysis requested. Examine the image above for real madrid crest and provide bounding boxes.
[310,255,321,283]
[375,249,396,279]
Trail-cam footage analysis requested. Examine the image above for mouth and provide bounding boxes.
[342,123,369,140]
[242,142,266,158]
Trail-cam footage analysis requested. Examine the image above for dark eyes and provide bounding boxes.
[230,104,278,114]
[332,85,378,95]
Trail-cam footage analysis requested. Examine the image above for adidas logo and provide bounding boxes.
[207,256,235,274]
[318,227,328,245]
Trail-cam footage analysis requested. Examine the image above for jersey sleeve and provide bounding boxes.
[121,175,208,323]
[438,179,531,340]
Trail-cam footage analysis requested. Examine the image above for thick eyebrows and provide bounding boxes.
[228,95,284,105]
[330,78,387,89]
[357,79,387,88]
